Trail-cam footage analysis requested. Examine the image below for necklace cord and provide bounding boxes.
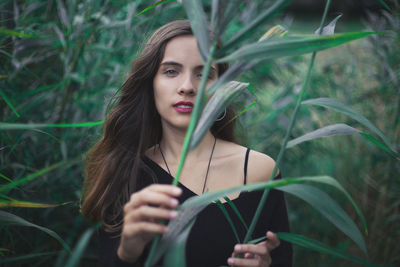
[158,136,217,194]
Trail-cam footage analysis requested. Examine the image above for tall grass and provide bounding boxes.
[0,0,398,266]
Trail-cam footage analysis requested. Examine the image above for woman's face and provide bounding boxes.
[153,35,218,130]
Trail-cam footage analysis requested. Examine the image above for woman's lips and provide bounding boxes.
[173,102,193,113]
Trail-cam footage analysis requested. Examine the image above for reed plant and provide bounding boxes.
[0,0,397,266]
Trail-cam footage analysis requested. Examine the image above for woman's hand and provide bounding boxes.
[117,184,182,263]
[227,231,280,267]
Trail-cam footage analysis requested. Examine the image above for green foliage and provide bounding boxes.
[1,0,399,266]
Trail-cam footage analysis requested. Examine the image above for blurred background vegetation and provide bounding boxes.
[0,0,398,266]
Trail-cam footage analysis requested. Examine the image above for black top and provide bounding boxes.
[98,149,293,267]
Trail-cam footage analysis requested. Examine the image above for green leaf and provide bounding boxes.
[0,157,81,193]
[163,220,196,267]
[277,184,367,255]
[0,121,103,130]
[0,211,70,252]
[359,132,398,159]
[0,200,71,208]
[0,89,20,118]
[0,27,35,38]
[0,251,58,264]
[147,202,208,266]
[64,226,97,267]
[135,0,175,17]
[287,123,360,148]
[302,97,398,155]
[216,32,377,63]
[189,81,249,149]
[0,172,13,183]
[224,196,249,232]
[277,233,375,267]
[218,0,288,55]
[182,0,210,62]
[216,200,241,243]
[375,0,391,11]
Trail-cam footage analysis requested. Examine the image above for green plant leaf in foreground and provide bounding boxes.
[315,14,342,36]
[278,184,367,255]
[0,211,70,252]
[286,123,360,148]
[189,81,249,149]
[277,233,375,267]
[163,220,196,267]
[216,32,377,63]
[175,176,367,255]
[216,200,240,243]
[0,121,103,130]
[224,196,249,232]
[302,97,397,155]
[182,0,210,62]
[0,27,35,38]
[64,226,98,267]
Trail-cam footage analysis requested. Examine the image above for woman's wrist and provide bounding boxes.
[117,244,141,263]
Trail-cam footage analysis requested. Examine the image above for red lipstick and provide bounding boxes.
[173,101,193,113]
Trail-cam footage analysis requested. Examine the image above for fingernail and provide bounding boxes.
[170,210,178,218]
[163,226,169,233]
[173,187,182,195]
[235,245,241,251]
[170,199,178,206]
[228,258,234,265]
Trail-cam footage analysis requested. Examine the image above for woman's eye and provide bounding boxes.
[164,69,178,76]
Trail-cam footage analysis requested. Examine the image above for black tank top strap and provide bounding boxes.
[244,148,251,185]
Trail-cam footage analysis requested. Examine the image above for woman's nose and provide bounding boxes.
[178,75,196,95]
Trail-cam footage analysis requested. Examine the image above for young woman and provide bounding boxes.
[81,20,292,267]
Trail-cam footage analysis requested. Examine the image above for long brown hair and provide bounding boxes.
[81,20,235,232]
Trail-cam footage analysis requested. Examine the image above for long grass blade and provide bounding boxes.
[0,211,70,252]
[217,32,377,63]
[277,233,375,267]
[359,132,398,159]
[163,220,196,267]
[0,251,58,264]
[64,226,97,267]
[0,89,20,118]
[0,27,35,38]
[189,81,249,149]
[286,123,360,148]
[135,0,175,17]
[216,200,241,243]
[277,184,367,255]
[224,196,249,231]
[315,14,342,36]
[218,0,288,55]
[182,0,210,62]
[302,97,398,154]
[0,157,81,193]
[0,121,103,130]
[0,200,71,208]
[374,0,391,11]
[0,172,13,183]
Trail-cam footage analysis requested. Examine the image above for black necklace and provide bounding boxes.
[159,136,217,194]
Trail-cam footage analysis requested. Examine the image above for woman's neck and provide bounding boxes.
[159,124,215,164]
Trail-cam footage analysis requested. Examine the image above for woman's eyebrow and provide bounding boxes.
[160,61,217,73]
[160,61,182,67]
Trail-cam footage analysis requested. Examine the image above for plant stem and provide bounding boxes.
[243,0,332,244]
[144,41,217,267]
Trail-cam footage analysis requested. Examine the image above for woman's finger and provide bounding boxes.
[265,231,280,251]
[123,222,168,237]
[125,205,178,222]
[227,256,262,267]
[234,243,268,256]
[125,190,179,211]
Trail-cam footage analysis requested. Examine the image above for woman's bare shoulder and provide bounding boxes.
[216,139,276,184]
